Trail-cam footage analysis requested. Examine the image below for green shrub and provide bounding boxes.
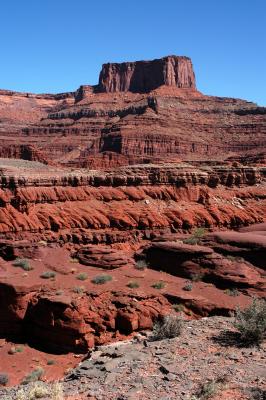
[172,304,185,312]
[40,271,56,279]
[233,298,266,345]
[195,376,227,399]
[151,281,166,289]
[0,373,9,386]
[127,281,140,289]
[91,275,112,285]
[22,367,44,384]
[76,273,88,281]
[183,237,199,245]
[135,259,148,270]
[183,282,193,291]
[8,345,23,355]
[73,286,85,294]
[224,288,239,297]
[13,258,33,271]
[150,314,183,341]
[191,272,204,282]
[47,359,55,365]
[183,227,207,245]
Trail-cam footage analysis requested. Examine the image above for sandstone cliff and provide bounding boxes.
[98,55,196,93]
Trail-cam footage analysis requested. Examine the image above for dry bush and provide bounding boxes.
[150,314,183,341]
[233,298,266,345]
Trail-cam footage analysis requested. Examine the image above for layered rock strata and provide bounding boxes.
[0,55,265,167]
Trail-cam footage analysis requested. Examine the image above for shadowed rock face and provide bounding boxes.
[98,55,196,93]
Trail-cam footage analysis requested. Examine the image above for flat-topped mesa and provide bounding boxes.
[98,55,196,93]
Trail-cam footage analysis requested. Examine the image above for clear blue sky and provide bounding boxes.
[1,0,265,105]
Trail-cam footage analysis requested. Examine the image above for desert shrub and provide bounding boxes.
[91,274,112,284]
[70,257,79,263]
[183,281,193,291]
[28,382,49,399]
[40,271,56,279]
[13,258,32,271]
[150,314,183,341]
[183,227,207,245]
[191,272,204,282]
[0,373,9,386]
[224,288,239,297]
[183,237,199,245]
[8,345,24,355]
[135,259,148,270]
[195,376,227,399]
[233,298,266,345]
[47,359,55,365]
[172,303,185,312]
[73,286,85,294]
[151,281,166,289]
[127,281,140,289]
[226,255,245,263]
[22,367,44,384]
[50,382,64,400]
[76,273,88,281]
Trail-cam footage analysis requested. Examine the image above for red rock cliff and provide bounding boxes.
[98,55,196,93]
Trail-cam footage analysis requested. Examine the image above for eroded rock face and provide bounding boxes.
[0,55,265,167]
[98,55,196,93]
[0,279,170,352]
[75,245,135,269]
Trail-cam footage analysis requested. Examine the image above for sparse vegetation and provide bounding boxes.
[150,314,183,341]
[151,281,166,289]
[73,286,85,294]
[127,281,140,289]
[191,272,204,282]
[0,373,9,386]
[13,258,33,271]
[50,382,64,400]
[76,272,88,281]
[135,259,148,270]
[22,367,44,384]
[47,359,56,365]
[224,288,239,297]
[91,274,112,284]
[233,298,266,345]
[172,303,185,312]
[226,255,244,262]
[28,382,49,399]
[70,257,79,263]
[40,271,56,279]
[194,376,227,399]
[183,227,207,245]
[183,281,193,291]
[8,345,24,355]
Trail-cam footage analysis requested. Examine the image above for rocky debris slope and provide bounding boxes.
[1,316,265,399]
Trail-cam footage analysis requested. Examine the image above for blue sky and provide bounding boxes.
[1,0,265,105]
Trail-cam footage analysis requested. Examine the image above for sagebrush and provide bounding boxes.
[233,298,266,345]
[150,314,183,341]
